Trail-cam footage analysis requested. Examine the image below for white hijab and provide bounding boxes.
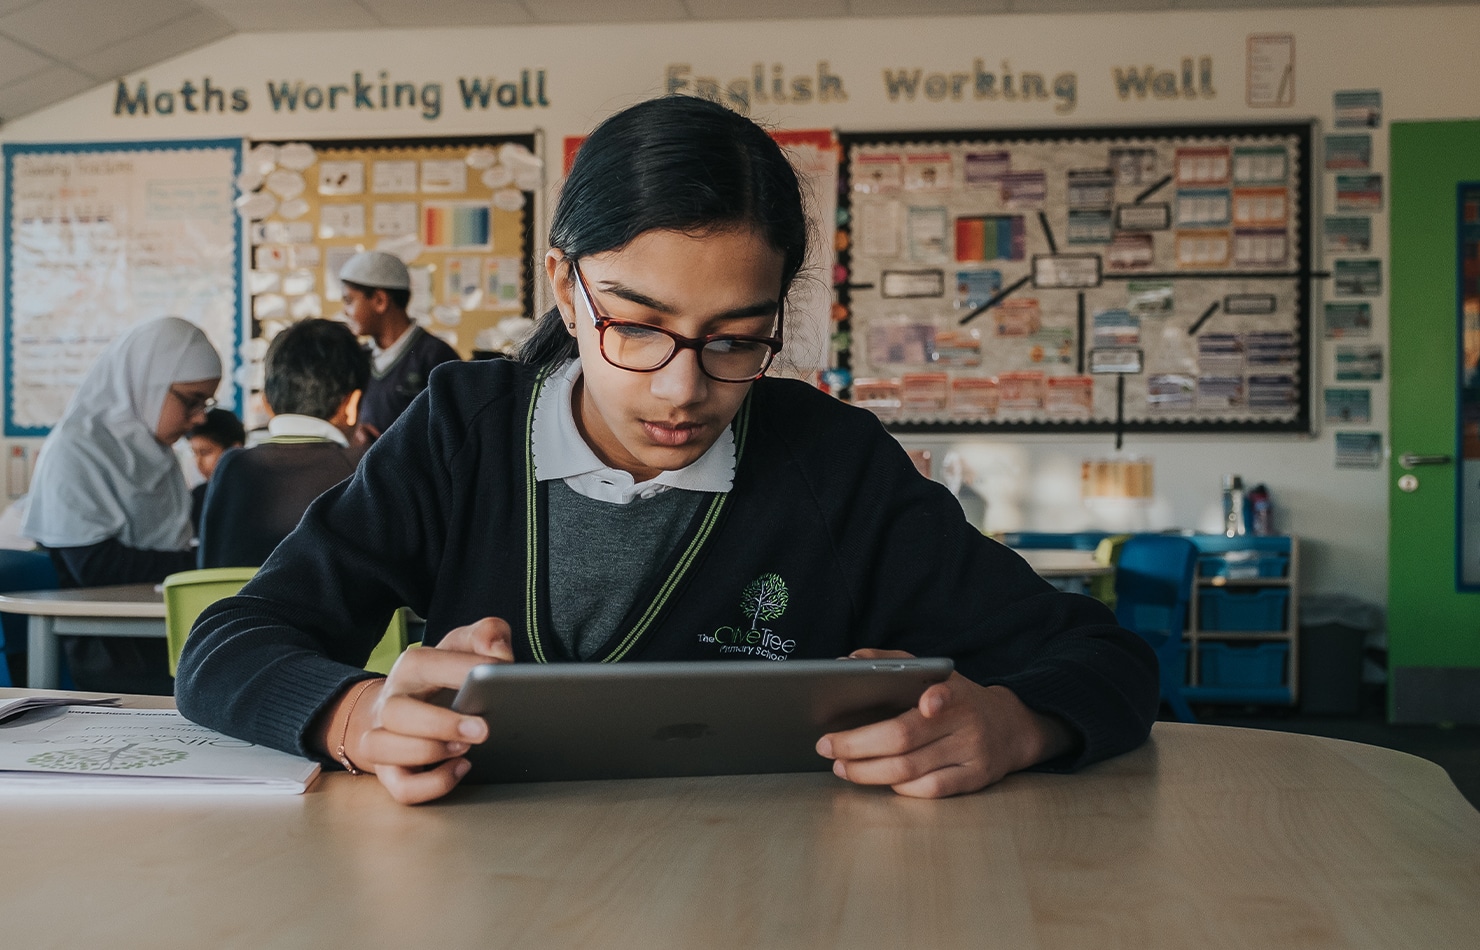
[24,317,222,550]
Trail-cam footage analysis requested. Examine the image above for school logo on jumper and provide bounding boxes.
[697,572,796,660]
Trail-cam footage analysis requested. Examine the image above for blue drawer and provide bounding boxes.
[1198,552,1290,579]
[1199,641,1288,688]
[1198,587,1288,632]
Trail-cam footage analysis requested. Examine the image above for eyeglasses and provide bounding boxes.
[170,388,218,417]
[570,260,783,384]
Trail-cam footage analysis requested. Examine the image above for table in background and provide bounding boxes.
[1013,547,1113,579]
[0,584,163,689]
[1,689,1476,949]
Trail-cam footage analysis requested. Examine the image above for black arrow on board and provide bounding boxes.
[1187,300,1222,336]
[1135,174,1174,204]
[1037,211,1059,254]
[957,274,1033,326]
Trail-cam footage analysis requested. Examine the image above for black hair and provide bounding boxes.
[263,318,372,420]
[342,279,411,311]
[188,407,246,448]
[519,95,809,368]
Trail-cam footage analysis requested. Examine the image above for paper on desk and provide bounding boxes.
[0,707,319,794]
[0,694,120,724]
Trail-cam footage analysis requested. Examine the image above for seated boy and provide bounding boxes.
[187,408,245,536]
[197,319,369,568]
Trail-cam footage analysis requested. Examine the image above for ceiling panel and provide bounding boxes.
[524,0,692,24]
[685,0,847,18]
[0,31,51,86]
[79,9,232,81]
[848,0,1011,14]
[359,0,533,27]
[0,0,198,59]
[190,0,380,31]
[0,63,95,121]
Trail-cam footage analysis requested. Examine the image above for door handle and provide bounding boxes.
[1398,453,1454,469]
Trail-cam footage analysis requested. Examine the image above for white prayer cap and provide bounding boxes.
[339,250,410,290]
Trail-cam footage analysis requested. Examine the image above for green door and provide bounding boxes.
[1389,120,1480,723]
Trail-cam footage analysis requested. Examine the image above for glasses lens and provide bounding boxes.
[602,323,676,371]
[702,339,773,382]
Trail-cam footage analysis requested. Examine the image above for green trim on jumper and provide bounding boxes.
[521,369,753,664]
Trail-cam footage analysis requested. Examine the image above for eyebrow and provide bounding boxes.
[594,279,779,323]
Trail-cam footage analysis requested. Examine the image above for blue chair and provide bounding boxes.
[0,549,61,688]
[1114,535,1199,723]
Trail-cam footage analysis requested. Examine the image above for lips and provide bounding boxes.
[641,419,706,447]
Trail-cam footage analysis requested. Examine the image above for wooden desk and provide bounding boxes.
[0,584,164,689]
[1,691,1475,949]
[1015,547,1114,579]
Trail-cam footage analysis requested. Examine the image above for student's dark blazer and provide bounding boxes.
[197,438,364,569]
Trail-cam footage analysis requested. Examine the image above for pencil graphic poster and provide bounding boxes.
[423,202,492,250]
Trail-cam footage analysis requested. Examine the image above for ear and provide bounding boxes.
[371,288,393,314]
[334,389,363,430]
[545,249,578,336]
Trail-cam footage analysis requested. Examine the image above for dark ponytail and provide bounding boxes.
[519,95,809,368]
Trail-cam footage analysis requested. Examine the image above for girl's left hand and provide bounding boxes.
[815,649,1075,798]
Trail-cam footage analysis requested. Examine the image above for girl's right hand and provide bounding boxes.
[328,617,513,804]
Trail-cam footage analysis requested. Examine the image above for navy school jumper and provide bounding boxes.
[176,359,1158,768]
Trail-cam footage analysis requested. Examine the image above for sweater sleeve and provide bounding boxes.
[175,367,470,758]
[776,390,1159,771]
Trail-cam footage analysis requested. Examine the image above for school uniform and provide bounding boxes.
[197,415,364,569]
[177,358,1158,767]
[358,324,460,435]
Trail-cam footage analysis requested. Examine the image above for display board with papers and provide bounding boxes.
[2,138,243,436]
[836,123,1315,434]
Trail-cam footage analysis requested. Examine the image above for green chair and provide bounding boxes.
[162,567,408,677]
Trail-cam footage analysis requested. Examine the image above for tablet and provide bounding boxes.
[449,658,954,784]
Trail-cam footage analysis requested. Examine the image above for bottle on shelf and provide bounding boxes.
[1222,474,1247,538]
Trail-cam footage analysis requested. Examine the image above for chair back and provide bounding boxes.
[162,567,409,677]
[162,567,259,676]
[1113,535,1198,638]
[0,549,61,687]
[1113,534,1200,723]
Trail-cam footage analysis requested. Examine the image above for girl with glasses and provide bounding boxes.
[178,96,1157,804]
[25,316,222,694]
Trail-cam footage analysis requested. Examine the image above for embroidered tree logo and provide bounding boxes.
[740,573,789,629]
[27,744,189,772]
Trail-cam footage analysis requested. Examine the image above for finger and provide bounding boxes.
[376,758,472,805]
[378,693,488,744]
[831,733,959,787]
[436,617,515,661]
[917,682,953,718]
[360,726,472,768]
[888,763,987,800]
[845,648,916,660]
[382,645,495,698]
[818,706,942,762]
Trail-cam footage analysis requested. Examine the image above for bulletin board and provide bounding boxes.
[836,123,1314,434]
[2,137,243,436]
[239,133,539,364]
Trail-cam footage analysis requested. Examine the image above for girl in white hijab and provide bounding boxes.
[24,316,222,693]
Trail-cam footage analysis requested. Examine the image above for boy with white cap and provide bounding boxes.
[338,250,460,441]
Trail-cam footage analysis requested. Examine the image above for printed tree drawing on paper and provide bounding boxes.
[27,743,189,771]
[741,573,789,629]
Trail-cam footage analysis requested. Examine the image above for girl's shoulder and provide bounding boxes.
[749,376,889,445]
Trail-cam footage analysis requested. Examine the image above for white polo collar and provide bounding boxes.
[531,359,736,505]
[267,413,350,447]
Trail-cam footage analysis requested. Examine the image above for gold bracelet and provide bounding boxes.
[335,679,377,775]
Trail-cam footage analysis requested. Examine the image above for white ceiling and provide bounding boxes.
[0,0,1465,125]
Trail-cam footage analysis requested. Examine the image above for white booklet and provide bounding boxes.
[0,706,320,794]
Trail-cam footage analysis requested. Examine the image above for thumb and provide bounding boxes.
[440,617,515,661]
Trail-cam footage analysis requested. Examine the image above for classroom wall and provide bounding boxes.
[4,5,1478,606]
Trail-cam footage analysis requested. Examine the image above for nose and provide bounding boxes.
[648,346,708,407]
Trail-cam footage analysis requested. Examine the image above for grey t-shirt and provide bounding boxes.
[546,480,705,659]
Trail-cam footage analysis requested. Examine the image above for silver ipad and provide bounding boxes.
[450,658,954,784]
